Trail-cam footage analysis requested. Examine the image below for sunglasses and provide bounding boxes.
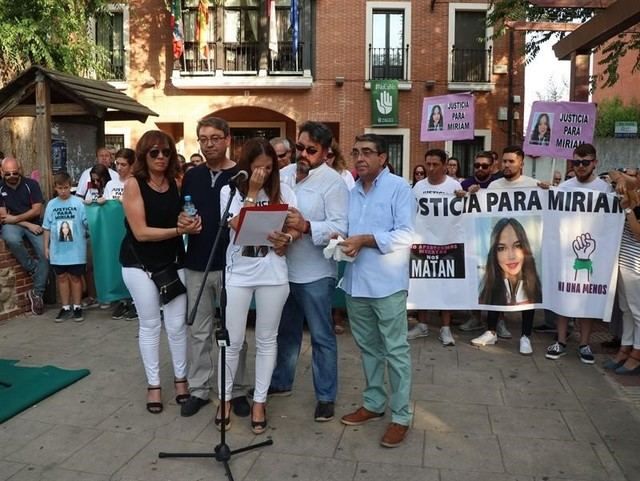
[414,171,426,176]
[276,153,288,159]
[474,163,491,170]
[295,143,320,156]
[571,158,594,167]
[148,148,172,159]
[3,172,20,178]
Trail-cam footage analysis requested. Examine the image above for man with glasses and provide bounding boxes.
[339,134,415,448]
[270,121,348,422]
[0,158,47,315]
[271,137,296,187]
[179,117,250,418]
[545,143,613,364]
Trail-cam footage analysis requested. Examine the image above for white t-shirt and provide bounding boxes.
[104,177,125,200]
[488,175,538,189]
[220,183,297,287]
[280,163,297,189]
[413,176,461,196]
[558,176,613,193]
[340,170,356,191]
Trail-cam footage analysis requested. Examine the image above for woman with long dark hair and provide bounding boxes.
[119,130,201,414]
[83,164,111,204]
[217,138,297,434]
[530,113,551,146]
[473,217,541,355]
[411,164,426,187]
[428,104,444,131]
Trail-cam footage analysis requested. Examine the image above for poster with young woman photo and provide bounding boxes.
[529,112,552,146]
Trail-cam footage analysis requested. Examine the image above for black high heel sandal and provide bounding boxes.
[174,378,190,404]
[215,403,232,431]
[251,402,267,435]
[146,386,163,414]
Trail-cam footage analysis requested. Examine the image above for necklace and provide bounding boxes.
[148,177,167,191]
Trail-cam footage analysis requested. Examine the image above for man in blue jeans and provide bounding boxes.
[270,121,349,422]
[0,158,48,314]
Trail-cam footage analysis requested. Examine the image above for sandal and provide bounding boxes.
[146,386,163,414]
[174,378,190,405]
[615,351,640,375]
[251,402,267,435]
[604,346,632,370]
[215,402,232,431]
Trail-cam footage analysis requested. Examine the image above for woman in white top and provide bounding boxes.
[326,140,355,191]
[218,138,297,434]
[104,148,135,201]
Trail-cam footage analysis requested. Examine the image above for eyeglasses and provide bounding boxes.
[474,163,491,170]
[148,148,172,159]
[572,158,594,167]
[3,172,20,178]
[350,148,380,159]
[295,143,320,156]
[276,152,288,159]
[198,136,226,145]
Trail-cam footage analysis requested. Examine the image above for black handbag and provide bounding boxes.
[128,242,186,304]
[150,264,187,304]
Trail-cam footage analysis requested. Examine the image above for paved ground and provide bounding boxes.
[1,308,639,481]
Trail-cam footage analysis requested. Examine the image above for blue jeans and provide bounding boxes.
[2,224,48,295]
[270,277,337,402]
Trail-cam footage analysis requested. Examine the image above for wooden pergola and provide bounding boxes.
[0,66,157,198]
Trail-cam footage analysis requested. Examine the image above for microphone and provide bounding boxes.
[228,170,248,185]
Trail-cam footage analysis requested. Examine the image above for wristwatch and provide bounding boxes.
[245,196,256,204]
[625,207,633,215]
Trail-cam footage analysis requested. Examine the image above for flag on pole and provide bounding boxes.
[171,0,185,60]
[290,0,299,62]
[268,0,278,55]
[195,0,209,58]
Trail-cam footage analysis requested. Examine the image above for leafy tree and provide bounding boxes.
[0,0,111,86]
[488,0,639,89]
[595,97,640,137]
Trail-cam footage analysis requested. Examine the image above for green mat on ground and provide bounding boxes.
[0,359,90,424]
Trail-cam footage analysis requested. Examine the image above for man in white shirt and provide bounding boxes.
[545,143,614,364]
[409,149,460,346]
[472,146,544,355]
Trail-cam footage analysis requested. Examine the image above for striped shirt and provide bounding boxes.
[619,206,640,274]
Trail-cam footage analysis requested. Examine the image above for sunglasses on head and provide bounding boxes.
[571,158,593,167]
[295,143,320,156]
[3,172,20,178]
[148,148,172,159]
[474,163,491,170]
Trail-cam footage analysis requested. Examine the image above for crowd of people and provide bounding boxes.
[0,121,638,450]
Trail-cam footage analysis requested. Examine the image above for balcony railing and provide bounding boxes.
[180,42,217,74]
[268,41,304,74]
[451,46,492,83]
[99,47,126,81]
[369,44,409,81]
[224,42,259,73]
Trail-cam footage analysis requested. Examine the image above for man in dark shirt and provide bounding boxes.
[0,158,47,314]
[460,151,495,192]
[178,117,250,418]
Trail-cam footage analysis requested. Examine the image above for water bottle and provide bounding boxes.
[183,195,197,217]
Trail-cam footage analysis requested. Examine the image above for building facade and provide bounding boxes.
[103,0,525,179]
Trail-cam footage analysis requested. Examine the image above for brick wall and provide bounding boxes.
[0,240,33,322]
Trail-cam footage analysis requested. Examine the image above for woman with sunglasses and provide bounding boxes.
[412,164,426,187]
[120,130,202,414]
[217,138,297,434]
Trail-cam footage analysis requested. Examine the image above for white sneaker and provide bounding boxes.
[519,335,533,355]
[459,317,484,332]
[471,330,498,346]
[496,319,512,339]
[407,323,429,340]
[438,326,455,346]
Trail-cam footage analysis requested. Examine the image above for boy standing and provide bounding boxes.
[43,173,88,322]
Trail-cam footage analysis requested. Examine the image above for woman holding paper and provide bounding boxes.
[218,138,297,434]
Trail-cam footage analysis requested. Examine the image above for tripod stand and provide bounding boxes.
[159,180,273,480]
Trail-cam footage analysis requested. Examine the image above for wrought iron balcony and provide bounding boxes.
[369,44,409,81]
[100,47,126,81]
[224,42,259,73]
[268,41,304,74]
[451,46,492,83]
[179,42,217,74]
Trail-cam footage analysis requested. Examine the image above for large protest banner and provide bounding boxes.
[420,93,475,142]
[524,101,597,159]
[407,188,624,320]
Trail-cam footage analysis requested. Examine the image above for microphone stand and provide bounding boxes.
[159,180,273,480]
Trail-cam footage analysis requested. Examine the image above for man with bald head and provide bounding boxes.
[75,147,117,199]
[0,157,48,314]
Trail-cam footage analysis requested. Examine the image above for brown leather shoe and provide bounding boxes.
[380,422,409,448]
[340,406,384,426]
